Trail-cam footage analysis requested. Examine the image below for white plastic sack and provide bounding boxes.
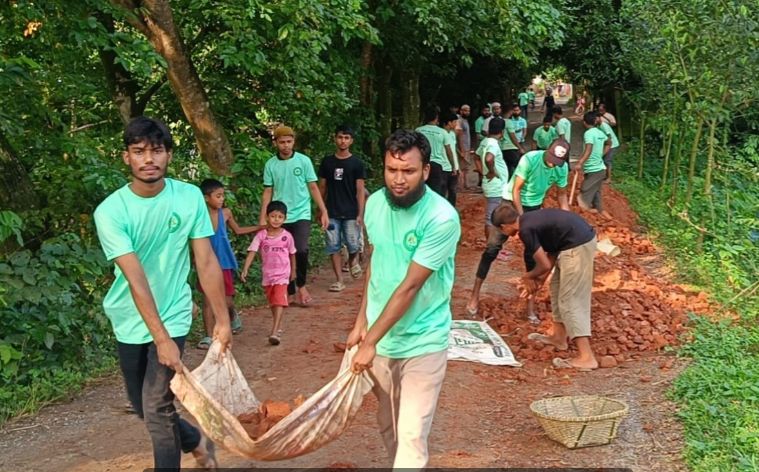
[447,320,522,366]
[170,341,373,461]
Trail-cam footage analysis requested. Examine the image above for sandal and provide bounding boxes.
[350,264,362,279]
[496,250,510,262]
[268,334,281,346]
[230,310,243,334]
[197,336,212,350]
[329,281,346,292]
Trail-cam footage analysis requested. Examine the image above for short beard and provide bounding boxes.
[133,169,165,184]
[384,181,426,209]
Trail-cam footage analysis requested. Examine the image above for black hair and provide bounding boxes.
[542,115,553,123]
[266,200,288,216]
[511,103,520,109]
[335,124,355,137]
[440,111,458,126]
[481,103,491,110]
[200,178,224,195]
[385,129,431,165]
[552,106,563,115]
[124,116,174,151]
[583,111,598,125]
[423,105,440,123]
[488,117,506,135]
[491,203,519,227]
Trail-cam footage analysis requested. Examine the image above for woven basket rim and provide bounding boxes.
[529,395,629,422]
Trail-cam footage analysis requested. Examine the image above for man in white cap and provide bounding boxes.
[465,139,571,320]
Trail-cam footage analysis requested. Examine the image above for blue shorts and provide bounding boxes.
[325,218,361,255]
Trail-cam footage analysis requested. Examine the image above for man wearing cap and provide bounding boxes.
[465,140,571,319]
[481,102,502,136]
[491,203,598,370]
[260,125,330,305]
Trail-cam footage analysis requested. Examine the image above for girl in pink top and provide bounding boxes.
[241,201,296,345]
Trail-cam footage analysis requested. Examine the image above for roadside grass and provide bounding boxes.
[614,150,759,471]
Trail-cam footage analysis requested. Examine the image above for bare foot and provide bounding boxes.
[552,356,598,370]
[298,286,313,305]
[465,299,479,317]
[528,332,568,350]
[600,210,613,220]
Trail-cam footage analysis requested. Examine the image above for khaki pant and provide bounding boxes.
[550,238,597,339]
[370,350,447,469]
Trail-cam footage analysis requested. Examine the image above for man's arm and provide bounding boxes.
[356,178,366,227]
[484,152,496,180]
[240,250,257,283]
[114,253,182,370]
[308,181,329,229]
[192,238,232,351]
[524,247,555,280]
[346,258,372,348]
[512,176,526,214]
[444,143,457,172]
[557,187,569,211]
[603,137,611,157]
[259,187,273,226]
[352,262,433,372]
[509,131,524,154]
[225,208,261,235]
[575,143,592,169]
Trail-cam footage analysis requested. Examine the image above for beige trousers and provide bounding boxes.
[370,350,447,469]
[550,238,597,339]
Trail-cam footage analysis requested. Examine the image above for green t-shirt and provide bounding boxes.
[416,124,450,171]
[599,122,619,149]
[364,188,460,359]
[476,137,508,198]
[512,117,527,143]
[445,129,459,171]
[583,127,609,173]
[263,152,318,223]
[533,126,558,150]
[94,179,214,344]
[518,92,529,106]
[528,91,536,101]
[499,118,519,151]
[556,117,572,144]
[504,151,568,206]
[474,116,486,135]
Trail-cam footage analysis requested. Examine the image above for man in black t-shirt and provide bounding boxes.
[492,205,599,370]
[318,125,367,292]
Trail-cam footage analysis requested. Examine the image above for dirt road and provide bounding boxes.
[1,108,700,471]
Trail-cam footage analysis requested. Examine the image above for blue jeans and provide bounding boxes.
[117,336,201,470]
[325,218,361,255]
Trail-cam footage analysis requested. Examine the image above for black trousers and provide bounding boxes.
[502,149,522,181]
[427,162,448,197]
[446,171,458,207]
[283,219,311,294]
[117,336,201,469]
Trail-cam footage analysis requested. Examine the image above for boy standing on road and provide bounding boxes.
[94,117,230,469]
[416,107,453,197]
[492,205,598,370]
[259,125,329,305]
[553,106,572,146]
[318,125,367,292]
[348,129,460,468]
[575,112,611,219]
[197,179,261,349]
[532,115,559,150]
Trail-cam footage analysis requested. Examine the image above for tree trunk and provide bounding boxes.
[669,129,684,206]
[376,63,393,159]
[703,120,717,197]
[660,121,674,191]
[97,13,139,124]
[111,0,233,174]
[0,128,38,211]
[637,113,646,178]
[359,42,373,109]
[614,88,623,144]
[685,116,705,203]
[399,68,420,129]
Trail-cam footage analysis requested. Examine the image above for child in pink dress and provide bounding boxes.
[241,201,296,345]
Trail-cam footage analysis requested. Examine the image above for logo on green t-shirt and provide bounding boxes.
[293,167,303,176]
[403,229,422,251]
[168,212,181,233]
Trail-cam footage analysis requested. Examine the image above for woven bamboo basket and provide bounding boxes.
[530,395,629,449]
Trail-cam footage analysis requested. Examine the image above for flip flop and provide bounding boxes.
[329,281,346,292]
[350,264,362,279]
[230,310,243,334]
[268,334,281,346]
[465,306,478,318]
[552,357,595,372]
[196,336,212,350]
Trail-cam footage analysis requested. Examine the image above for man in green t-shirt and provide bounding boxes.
[442,111,460,207]
[532,115,559,150]
[94,117,230,469]
[574,112,611,219]
[259,125,330,305]
[596,113,620,182]
[553,106,572,145]
[501,105,525,178]
[528,89,536,109]
[472,103,492,185]
[518,88,530,120]
[416,106,453,198]
[348,129,460,468]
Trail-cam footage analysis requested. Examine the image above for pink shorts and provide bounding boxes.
[264,284,289,307]
[197,269,235,297]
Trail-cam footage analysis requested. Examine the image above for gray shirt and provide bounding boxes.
[457,116,471,152]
